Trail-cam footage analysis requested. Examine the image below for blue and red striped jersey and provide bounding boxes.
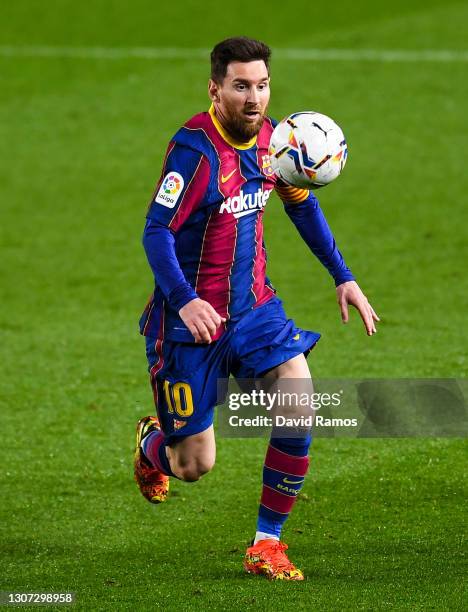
[141,106,281,342]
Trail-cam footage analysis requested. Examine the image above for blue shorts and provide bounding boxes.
[145,297,320,444]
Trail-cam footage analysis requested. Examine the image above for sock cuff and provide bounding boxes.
[254,530,280,544]
[157,438,175,478]
[142,430,175,478]
[270,435,312,456]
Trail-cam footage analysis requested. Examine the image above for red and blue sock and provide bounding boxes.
[141,430,175,477]
[255,435,311,542]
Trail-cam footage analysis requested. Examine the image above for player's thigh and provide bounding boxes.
[231,297,320,382]
[262,354,314,422]
[263,352,312,382]
[148,340,217,437]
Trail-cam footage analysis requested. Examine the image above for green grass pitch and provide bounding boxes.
[1,1,467,609]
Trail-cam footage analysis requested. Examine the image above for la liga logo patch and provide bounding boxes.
[162,173,182,195]
[155,172,184,208]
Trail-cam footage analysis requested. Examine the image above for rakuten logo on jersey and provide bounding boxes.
[219,188,272,219]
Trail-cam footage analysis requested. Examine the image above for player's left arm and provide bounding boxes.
[276,183,380,336]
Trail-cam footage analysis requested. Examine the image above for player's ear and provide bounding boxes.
[208,79,220,102]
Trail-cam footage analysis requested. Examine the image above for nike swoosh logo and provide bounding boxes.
[221,169,237,183]
[283,478,304,485]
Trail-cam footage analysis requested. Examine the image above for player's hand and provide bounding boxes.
[179,298,227,344]
[336,281,380,336]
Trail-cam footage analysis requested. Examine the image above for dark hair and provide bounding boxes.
[210,36,271,83]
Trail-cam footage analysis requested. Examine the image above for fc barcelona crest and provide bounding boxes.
[262,154,275,177]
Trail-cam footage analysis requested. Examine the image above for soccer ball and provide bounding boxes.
[269,112,348,188]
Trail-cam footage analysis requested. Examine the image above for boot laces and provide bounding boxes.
[265,542,295,571]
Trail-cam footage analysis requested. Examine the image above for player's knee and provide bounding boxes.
[176,457,215,482]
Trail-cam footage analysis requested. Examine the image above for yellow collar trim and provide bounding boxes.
[208,104,257,150]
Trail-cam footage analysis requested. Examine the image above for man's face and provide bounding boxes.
[209,60,270,142]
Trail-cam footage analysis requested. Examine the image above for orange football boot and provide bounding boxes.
[134,416,169,504]
[244,539,304,581]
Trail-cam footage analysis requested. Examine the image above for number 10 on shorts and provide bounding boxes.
[163,380,194,417]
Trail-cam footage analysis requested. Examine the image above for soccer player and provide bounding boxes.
[135,37,379,580]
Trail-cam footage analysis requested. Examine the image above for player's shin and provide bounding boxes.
[255,435,311,543]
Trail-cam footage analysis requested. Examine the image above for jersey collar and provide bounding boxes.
[208,104,257,150]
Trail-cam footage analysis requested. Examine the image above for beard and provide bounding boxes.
[224,107,265,142]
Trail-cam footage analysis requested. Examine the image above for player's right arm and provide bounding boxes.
[144,142,225,343]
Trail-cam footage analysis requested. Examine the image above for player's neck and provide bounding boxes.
[209,104,257,150]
